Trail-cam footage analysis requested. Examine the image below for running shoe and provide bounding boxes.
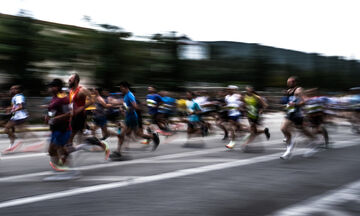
[156,129,172,136]
[49,161,69,172]
[102,141,110,160]
[264,128,270,140]
[141,139,150,145]
[280,152,291,160]
[2,140,23,153]
[225,141,236,149]
[280,141,295,160]
[152,133,160,151]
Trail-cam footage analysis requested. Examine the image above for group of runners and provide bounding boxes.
[1,74,360,171]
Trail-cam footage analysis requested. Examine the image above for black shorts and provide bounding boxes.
[308,114,324,126]
[248,117,260,125]
[106,112,119,122]
[286,113,303,126]
[199,110,215,117]
[150,114,158,124]
[218,111,229,121]
[157,112,171,119]
[188,121,201,130]
[71,113,86,132]
[85,110,94,117]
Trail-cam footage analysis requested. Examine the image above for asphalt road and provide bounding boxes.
[0,113,359,216]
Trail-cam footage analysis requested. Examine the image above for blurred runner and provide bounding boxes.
[146,86,170,135]
[240,86,270,151]
[224,85,244,149]
[304,88,329,148]
[3,85,29,152]
[110,82,159,160]
[68,73,94,146]
[83,88,96,136]
[158,91,176,133]
[214,90,229,140]
[280,76,316,160]
[46,79,72,171]
[92,87,113,140]
[186,91,204,139]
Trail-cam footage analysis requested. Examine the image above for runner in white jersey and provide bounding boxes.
[4,85,29,150]
[224,85,244,149]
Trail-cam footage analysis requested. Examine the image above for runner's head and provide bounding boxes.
[68,73,80,89]
[102,89,110,97]
[186,91,195,100]
[95,87,103,96]
[227,85,238,94]
[287,76,298,88]
[119,81,130,94]
[245,86,255,95]
[9,85,22,96]
[48,79,63,95]
[148,86,156,94]
[159,91,168,97]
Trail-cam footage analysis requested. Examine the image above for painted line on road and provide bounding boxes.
[0,171,53,182]
[1,136,358,182]
[78,176,142,182]
[269,178,360,216]
[0,138,282,182]
[1,138,360,208]
[0,152,283,209]
[1,153,47,160]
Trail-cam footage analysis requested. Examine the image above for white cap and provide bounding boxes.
[227,85,238,90]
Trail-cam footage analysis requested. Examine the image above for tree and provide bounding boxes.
[0,11,45,94]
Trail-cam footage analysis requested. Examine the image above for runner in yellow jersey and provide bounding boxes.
[240,86,270,152]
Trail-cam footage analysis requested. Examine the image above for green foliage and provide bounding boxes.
[0,13,359,95]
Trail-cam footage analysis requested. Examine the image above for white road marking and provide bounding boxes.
[150,158,239,163]
[77,176,142,182]
[0,138,281,182]
[0,137,359,208]
[0,171,53,182]
[270,178,360,216]
[1,136,359,182]
[0,152,283,209]
[1,153,47,160]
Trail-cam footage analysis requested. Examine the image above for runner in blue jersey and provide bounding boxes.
[146,86,170,135]
[280,76,316,160]
[110,82,160,160]
[157,91,176,134]
[304,88,329,147]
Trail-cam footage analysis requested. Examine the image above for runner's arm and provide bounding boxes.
[97,96,113,108]
[258,95,268,110]
[11,103,23,113]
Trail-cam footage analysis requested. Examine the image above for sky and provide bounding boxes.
[1,0,360,60]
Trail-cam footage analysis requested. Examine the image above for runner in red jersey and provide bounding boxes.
[68,73,94,146]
